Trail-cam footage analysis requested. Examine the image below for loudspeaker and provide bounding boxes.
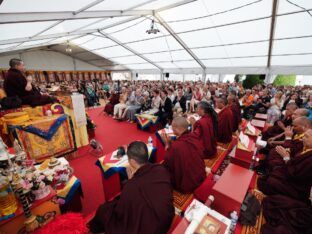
[136,73,138,78]
[259,74,266,80]
[165,72,169,78]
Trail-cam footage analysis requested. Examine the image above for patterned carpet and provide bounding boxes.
[172,190,194,215]
[240,189,266,234]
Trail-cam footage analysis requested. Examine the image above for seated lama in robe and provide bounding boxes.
[266,117,311,172]
[88,141,174,234]
[162,117,206,194]
[189,101,218,159]
[215,97,233,143]
[258,128,312,203]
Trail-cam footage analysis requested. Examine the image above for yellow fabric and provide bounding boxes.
[22,106,45,118]
[57,176,77,198]
[293,133,304,140]
[62,106,89,148]
[15,115,75,162]
[1,112,30,134]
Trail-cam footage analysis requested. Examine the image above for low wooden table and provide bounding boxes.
[255,113,268,120]
[95,145,156,201]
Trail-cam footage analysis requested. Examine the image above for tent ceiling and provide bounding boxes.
[0,0,311,74]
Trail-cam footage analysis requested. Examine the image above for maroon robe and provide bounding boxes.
[163,132,206,194]
[217,106,233,143]
[261,194,312,234]
[104,93,120,114]
[267,137,304,172]
[262,116,292,141]
[230,103,241,132]
[193,114,217,158]
[4,68,56,107]
[258,149,312,202]
[88,163,174,234]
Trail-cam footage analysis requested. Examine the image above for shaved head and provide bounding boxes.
[292,117,312,134]
[172,117,189,131]
[215,97,228,109]
[292,108,310,120]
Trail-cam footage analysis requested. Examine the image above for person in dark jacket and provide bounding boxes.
[173,87,187,113]
[156,90,173,127]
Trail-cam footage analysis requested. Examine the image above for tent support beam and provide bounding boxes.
[97,31,163,71]
[154,13,206,70]
[267,0,279,67]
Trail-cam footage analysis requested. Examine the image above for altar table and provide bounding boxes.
[95,145,156,201]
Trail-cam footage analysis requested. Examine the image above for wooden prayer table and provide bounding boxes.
[251,119,266,129]
[254,113,268,120]
[211,163,255,217]
[135,113,159,132]
[95,145,156,201]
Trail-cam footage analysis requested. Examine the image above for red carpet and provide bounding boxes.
[69,107,154,215]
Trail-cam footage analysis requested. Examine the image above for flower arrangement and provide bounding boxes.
[21,172,53,191]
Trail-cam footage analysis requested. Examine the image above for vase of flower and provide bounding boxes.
[32,186,50,200]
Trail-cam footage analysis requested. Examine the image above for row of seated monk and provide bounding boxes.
[88,103,312,233]
[255,104,312,233]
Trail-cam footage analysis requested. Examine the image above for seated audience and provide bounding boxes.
[88,141,174,234]
[123,89,144,122]
[189,101,218,158]
[103,89,119,115]
[215,97,233,143]
[4,58,57,107]
[173,87,186,114]
[156,90,173,126]
[189,87,202,113]
[162,117,206,194]
[113,87,128,119]
[149,90,161,115]
[267,91,284,124]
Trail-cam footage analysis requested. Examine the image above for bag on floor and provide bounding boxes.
[239,192,261,226]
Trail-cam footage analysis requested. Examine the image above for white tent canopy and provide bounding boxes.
[0,0,312,75]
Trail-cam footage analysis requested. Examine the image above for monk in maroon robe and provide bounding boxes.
[104,89,119,115]
[4,58,57,107]
[227,94,241,132]
[261,103,297,141]
[266,117,311,171]
[162,117,206,194]
[258,129,312,203]
[261,194,312,234]
[190,101,218,158]
[88,141,174,234]
[215,97,233,143]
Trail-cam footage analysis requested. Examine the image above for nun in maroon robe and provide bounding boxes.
[258,130,312,203]
[163,117,206,194]
[215,97,233,143]
[190,102,218,159]
[88,142,174,234]
[228,96,241,132]
[104,90,119,115]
